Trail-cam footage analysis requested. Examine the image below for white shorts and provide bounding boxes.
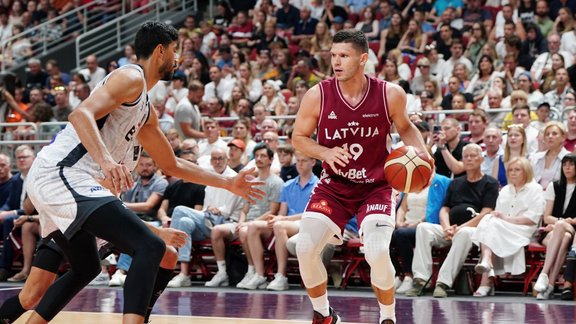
[26,158,118,239]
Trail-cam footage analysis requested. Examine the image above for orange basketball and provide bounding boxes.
[384,146,434,193]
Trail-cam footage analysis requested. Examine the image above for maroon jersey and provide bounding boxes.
[317,75,392,186]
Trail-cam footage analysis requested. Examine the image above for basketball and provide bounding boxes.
[384,146,434,193]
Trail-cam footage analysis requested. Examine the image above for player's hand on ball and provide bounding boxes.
[325,146,352,174]
[231,168,266,203]
[158,228,188,248]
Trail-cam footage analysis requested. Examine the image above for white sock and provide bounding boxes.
[310,293,330,317]
[217,261,226,273]
[247,265,255,274]
[379,301,395,323]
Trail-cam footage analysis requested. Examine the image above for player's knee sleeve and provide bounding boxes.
[296,232,327,287]
[364,230,395,290]
[138,234,166,264]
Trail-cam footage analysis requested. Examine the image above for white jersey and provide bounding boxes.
[27,64,150,238]
[37,64,149,177]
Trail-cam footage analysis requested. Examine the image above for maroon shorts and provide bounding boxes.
[305,179,395,231]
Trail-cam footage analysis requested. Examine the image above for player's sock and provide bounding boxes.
[379,301,396,323]
[310,293,330,317]
[0,295,27,323]
[216,260,226,273]
[144,267,173,322]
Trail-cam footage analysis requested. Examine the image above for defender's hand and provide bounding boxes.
[230,168,266,203]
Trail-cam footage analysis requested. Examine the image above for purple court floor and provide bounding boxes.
[1,284,575,323]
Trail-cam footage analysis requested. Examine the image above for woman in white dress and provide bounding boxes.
[533,154,576,300]
[472,157,545,296]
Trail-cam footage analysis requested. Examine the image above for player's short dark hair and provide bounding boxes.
[332,29,368,54]
[135,21,178,60]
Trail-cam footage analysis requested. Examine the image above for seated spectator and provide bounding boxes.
[377,58,402,84]
[410,57,435,95]
[565,108,576,152]
[245,131,282,175]
[534,154,576,299]
[108,153,168,286]
[406,144,499,298]
[355,7,379,41]
[167,149,242,287]
[462,110,488,147]
[544,67,572,109]
[392,173,451,294]
[8,198,40,282]
[531,122,570,189]
[277,144,297,182]
[4,24,31,67]
[472,157,544,297]
[466,55,495,105]
[228,139,246,173]
[231,118,257,164]
[441,76,474,111]
[257,80,288,117]
[205,144,284,288]
[165,71,188,114]
[432,118,467,178]
[481,126,503,176]
[153,96,174,134]
[515,72,544,109]
[165,129,183,156]
[243,151,318,290]
[0,145,35,281]
[197,118,228,167]
[493,124,529,188]
[51,86,72,122]
[237,63,263,103]
[203,66,236,103]
[0,154,12,207]
[501,104,539,154]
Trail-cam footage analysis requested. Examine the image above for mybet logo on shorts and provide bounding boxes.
[310,200,332,215]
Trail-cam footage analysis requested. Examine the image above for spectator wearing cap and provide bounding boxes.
[166,70,189,113]
[276,0,300,31]
[227,139,246,173]
[531,102,550,133]
[515,71,544,109]
[329,15,345,35]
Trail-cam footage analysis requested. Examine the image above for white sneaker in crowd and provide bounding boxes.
[167,273,192,288]
[108,270,127,287]
[243,274,268,290]
[534,273,549,293]
[205,271,229,287]
[396,277,413,294]
[267,273,289,291]
[236,271,255,289]
[88,272,110,286]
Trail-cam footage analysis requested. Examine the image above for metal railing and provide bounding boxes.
[0,0,129,72]
[75,0,197,71]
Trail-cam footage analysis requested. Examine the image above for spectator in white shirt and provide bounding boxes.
[78,54,107,90]
[203,65,236,102]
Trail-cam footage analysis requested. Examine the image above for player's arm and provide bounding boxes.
[292,85,352,173]
[137,108,265,203]
[387,82,432,161]
[68,69,144,192]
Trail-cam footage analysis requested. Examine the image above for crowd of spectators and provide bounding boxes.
[2,0,576,300]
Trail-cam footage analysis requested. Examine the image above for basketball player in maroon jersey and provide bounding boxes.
[292,29,432,324]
